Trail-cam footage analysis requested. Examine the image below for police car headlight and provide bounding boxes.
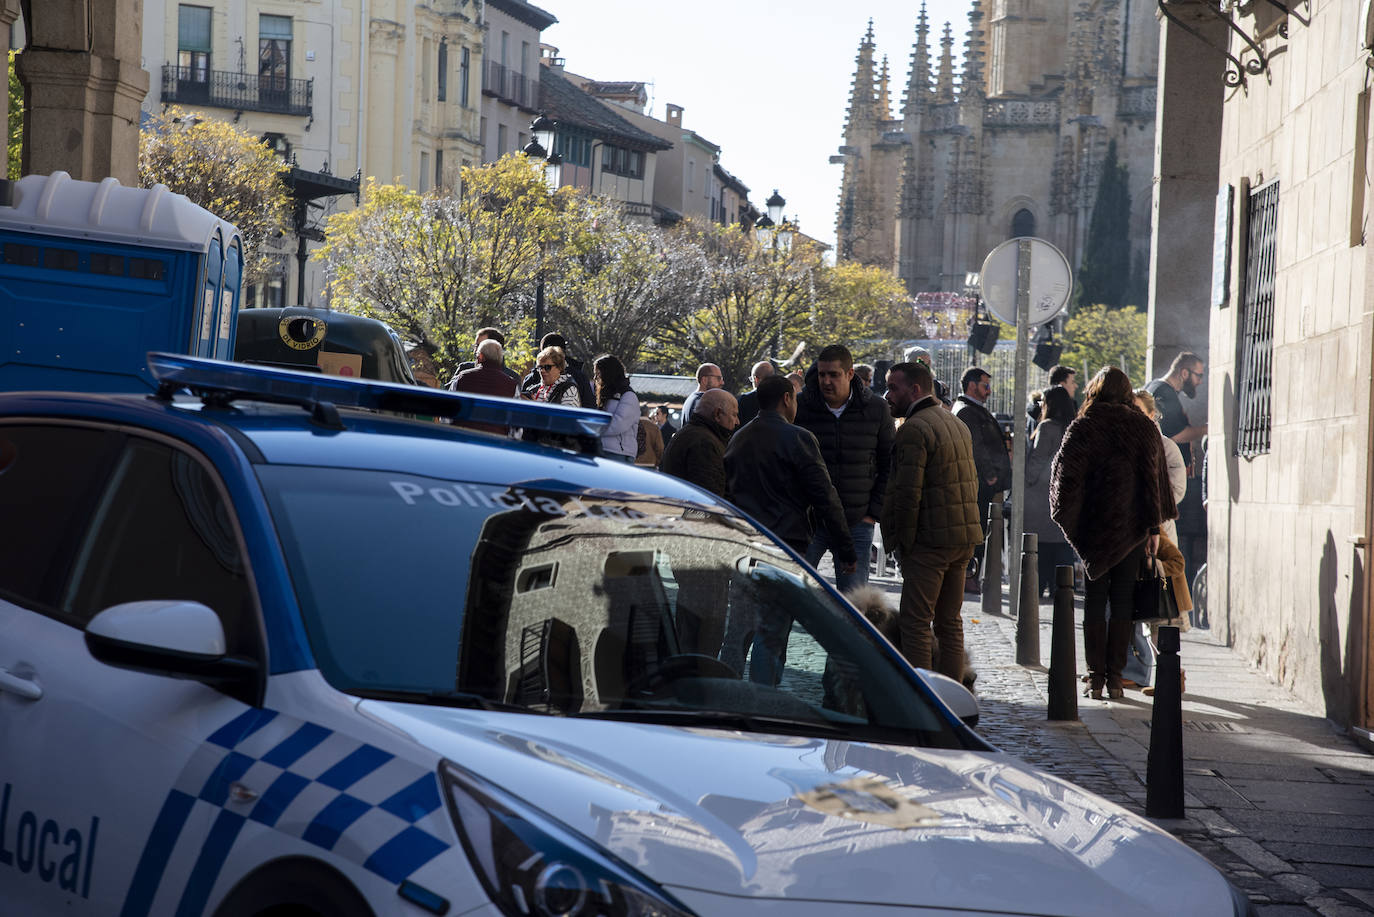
[441,761,697,917]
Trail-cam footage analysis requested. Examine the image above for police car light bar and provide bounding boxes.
[147,352,613,438]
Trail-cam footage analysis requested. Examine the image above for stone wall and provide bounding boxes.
[1208,0,1373,725]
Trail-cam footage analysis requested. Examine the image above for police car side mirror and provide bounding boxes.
[917,669,980,729]
[84,600,261,705]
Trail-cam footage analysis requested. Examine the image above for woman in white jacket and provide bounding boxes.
[1135,389,1187,543]
[593,354,640,462]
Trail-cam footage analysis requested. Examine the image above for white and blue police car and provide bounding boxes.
[0,354,1252,916]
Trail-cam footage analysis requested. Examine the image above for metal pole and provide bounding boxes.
[1047,565,1078,720]
[534,276,545,346]
[981,503,1003,618]
[1146,625,1186,817]
[1008,239,1032,621]
[1016,532,1040,665]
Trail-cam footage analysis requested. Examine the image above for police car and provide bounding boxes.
[0,355,1250,916]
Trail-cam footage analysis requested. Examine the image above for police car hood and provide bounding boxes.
[361,702,1231,915]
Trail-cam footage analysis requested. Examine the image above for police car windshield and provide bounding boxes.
[257,468,962,748]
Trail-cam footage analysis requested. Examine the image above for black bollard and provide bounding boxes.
[981,503,1004,618]
[1047,565,1078,721]
[1016,532,1040,665]
[1146,625,1185,818]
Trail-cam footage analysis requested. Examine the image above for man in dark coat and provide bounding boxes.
[793,344,894,592]
[518,332,594,407]
[451,339,518,435]
[447,327,519,389]
[658,389,737,498]
[725,376,855,684]
[952,366,1012,592]
[736,360,775,426]
[880,361,983,678]
[652,404,677,444]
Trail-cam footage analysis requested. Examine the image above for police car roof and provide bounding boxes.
[0,371,723,508]
[0,171,239,254]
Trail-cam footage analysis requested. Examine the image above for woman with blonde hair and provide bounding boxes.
[529,346,580,407]
[1050,367,1177,699]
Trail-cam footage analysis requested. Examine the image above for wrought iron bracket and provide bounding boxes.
[1157,0,1268,87]
[1253,0,1311,38]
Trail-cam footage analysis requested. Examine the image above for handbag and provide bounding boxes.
[1133,550,1179,622]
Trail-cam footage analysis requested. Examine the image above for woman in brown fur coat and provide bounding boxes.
[1049,367,1177,699]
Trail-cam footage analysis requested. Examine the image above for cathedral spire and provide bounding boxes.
[903,1,932,118]
[878,55,892,120]
[960,0,986,102]
[844,21,879,138]
[935,22,956,103]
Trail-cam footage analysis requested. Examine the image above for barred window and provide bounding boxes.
[1236,180,1278,457]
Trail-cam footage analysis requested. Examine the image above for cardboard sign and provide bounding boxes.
[318,351,363,377]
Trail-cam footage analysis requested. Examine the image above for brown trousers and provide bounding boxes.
[897,543,976,680]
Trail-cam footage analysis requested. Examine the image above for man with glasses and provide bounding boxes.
[1147,352,1209,586]
[682,363,725,424]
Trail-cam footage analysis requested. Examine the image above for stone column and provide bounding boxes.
[16,0,148,185]
[1147,2,1225,380]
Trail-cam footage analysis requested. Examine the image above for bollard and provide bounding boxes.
[1146,625,1185,818]
[1016,532,1040,665]
[1047,565,1078,721]
[981,503,1004,618]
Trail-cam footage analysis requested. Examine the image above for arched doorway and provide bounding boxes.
[1010,208,1036,238]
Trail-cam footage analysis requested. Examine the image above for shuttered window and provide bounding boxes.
[1235,180,1278,457]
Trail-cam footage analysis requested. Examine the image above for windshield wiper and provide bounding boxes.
[571,707,853,738]
[355,688,546,714]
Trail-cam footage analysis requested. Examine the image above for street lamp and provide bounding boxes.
[755,189,797,359]
[523,114,564,343]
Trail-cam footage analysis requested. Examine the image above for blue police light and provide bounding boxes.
[146,352,612,438]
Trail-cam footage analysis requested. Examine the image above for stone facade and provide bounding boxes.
[1164,0,1374,736]
[836,0,1158,296]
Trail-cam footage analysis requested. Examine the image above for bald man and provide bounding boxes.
[658,388,739,498]
[681,363,725,424]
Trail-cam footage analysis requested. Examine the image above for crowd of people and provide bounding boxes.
[439,324,1208,701]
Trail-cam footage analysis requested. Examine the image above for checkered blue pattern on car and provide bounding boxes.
[119,707,452,917]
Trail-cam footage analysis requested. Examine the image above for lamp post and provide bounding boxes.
[523,114,563,343]
[755,189,795,359]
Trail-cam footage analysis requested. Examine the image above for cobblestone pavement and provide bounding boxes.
[843,565,1374,917]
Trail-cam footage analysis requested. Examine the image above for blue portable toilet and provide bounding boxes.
[0,171,244,392]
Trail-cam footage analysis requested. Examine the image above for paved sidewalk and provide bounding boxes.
[864,571,1374,916]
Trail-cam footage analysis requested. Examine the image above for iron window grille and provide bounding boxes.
[1235,179,1278,457]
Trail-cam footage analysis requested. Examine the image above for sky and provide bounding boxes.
[539,0,975,251]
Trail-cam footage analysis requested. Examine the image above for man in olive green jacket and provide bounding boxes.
[880,361,983,679]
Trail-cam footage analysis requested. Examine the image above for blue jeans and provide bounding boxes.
[805,521,875,595]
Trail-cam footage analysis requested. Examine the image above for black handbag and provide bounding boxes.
[1133,551,1178,622]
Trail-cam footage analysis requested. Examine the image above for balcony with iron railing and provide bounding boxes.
[481,60,540,112]
[161,65,313,117]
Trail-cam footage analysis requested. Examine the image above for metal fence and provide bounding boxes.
[895,338,1054,424]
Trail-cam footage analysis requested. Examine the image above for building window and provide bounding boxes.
[480,116,487,145]
[460,47,470,106]
[1235,179,1278,457]
[687,158,695,192]
[259,14,292,91]
[437,39,448,102]
[262,132,291,161]
[497,123,507,157]
[1011,208,1036,237]
[436,149,445,189]
[177,5,212,83]
[521,40,530,76]
[500,31,509,66]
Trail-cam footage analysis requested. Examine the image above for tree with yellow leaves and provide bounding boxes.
[139,107,290,285]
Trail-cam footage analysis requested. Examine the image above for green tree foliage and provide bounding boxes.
[319,155,566,379]
[1061,303,1148,385]
[655,221,824,393]
[547,195,706,371]
[810,261,914,363]
[1076,139,1133,309]
[139,108,290,285]
[7,51,21,180]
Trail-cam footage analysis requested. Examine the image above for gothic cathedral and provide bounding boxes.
[835,0,1158,296]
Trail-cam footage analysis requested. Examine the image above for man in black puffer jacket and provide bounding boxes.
[794,344,895,592]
